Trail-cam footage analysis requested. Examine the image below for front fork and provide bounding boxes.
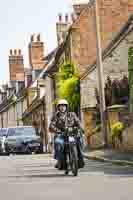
[65,142,77,173]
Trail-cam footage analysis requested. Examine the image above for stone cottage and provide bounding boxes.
[80,14,133,146]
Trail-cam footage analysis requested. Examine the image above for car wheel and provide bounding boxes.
[35,146,42,154]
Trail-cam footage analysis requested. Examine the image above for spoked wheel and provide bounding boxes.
[70,145,78,176]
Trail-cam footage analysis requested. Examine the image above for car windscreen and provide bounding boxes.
[7,127,36,136]
[0,129,7,136]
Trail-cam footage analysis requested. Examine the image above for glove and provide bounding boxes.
[80,128,85,135]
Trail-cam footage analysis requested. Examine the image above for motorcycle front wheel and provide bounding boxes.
[70,145,78,176]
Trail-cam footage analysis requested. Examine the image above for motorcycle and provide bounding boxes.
[56,127,83,176]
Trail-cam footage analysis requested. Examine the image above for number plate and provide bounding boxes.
[69,136,75,142]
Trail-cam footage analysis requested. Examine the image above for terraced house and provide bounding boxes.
[0,34,57,152]
[47,1,133,146]
[0,0,133,150]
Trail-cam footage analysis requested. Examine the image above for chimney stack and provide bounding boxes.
[58,13,62,22]
[9,49,24,82]
[24,68,32,87]
[56,13,71,45]
[28,33,45,70]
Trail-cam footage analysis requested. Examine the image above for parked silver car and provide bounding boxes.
[5,126,41,154]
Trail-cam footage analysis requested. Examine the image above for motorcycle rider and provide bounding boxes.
[49,99,85,169]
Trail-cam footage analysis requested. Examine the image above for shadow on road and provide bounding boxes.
[81,159,133,177]
[1,158,133,179]
[6,173,74,179]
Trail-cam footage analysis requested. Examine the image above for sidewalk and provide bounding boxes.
[83,148,133,166]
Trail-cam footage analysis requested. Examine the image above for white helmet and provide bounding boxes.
[57,99,68,106]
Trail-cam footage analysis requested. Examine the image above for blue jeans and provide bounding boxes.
[54,134,84,166]
[54,135,65,161]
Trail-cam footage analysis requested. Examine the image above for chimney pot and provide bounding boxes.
[18,49,21,55]
[65,14,69,22]
[14,49,17,55]
[37,34,41,41]
[58,13,62,22]
[10,49,13,55]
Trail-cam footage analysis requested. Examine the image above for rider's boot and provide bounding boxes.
[54,160,64,170]
[78,158,85,168]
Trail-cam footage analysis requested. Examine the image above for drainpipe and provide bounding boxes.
[42,99,48,153]
[1,113,3,128]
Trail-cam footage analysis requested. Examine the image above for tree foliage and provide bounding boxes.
[56,61,80,111]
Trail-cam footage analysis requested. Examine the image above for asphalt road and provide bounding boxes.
[0,154,133,200]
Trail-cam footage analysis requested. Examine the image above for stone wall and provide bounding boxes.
[7,105,16,127]
[81,29,133,109]
[82,105,132,148]
[45,76,55,131]
[122,125,133,151]
[106,105,133,151]
[81,70,97,109]
[82,109,103,147]
[103,31,133,79]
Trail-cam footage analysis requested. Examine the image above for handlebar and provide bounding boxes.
[56,127,79,136]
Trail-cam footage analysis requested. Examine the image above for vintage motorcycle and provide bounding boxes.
[55,127,84,176]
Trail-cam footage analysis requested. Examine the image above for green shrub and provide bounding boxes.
[92,124,101,134]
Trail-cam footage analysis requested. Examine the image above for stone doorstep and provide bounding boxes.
[83,152,133,166]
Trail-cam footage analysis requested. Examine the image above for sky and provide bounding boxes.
[0,0,89,84]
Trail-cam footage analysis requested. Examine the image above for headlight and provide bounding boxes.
[68,127,73,132]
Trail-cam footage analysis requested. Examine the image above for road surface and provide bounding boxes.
[0,154,133,199]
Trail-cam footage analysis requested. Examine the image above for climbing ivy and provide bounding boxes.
[128,47,133,69]
[128,47,133,85]
[56,61,80,112]
[128,47,133,113]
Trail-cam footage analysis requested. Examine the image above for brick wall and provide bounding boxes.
[28,34,45,70]
[9,49,24,81]
[71,0,133,76]
[81,71,97,109]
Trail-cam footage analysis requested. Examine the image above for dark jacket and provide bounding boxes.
[49,111,82,133]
